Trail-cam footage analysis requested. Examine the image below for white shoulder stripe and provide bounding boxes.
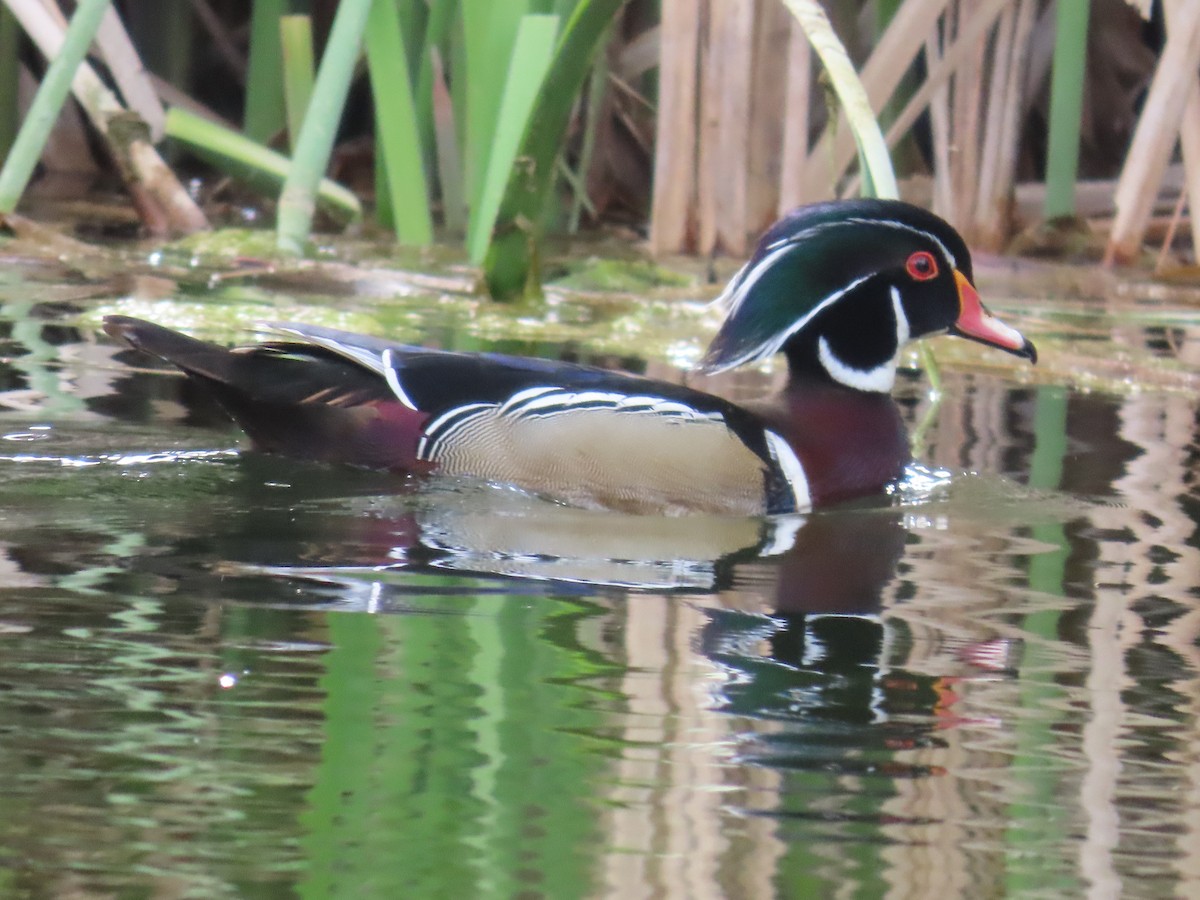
[764,431,811,512]
[380,349,418,410]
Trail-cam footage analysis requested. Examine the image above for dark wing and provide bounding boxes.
[266,323,800,514]
[107,318,800,514]
[104,316,428,469]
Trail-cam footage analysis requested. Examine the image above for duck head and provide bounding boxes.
[699,199,1036,390]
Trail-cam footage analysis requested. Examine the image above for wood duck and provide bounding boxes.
[104,199,1036,516]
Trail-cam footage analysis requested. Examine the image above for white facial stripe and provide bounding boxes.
[845,216,958,269]
[380,349,417,410]
[765,431,812,512]
[891,286,910,347]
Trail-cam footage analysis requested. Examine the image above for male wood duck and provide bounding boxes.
[105,199,1035,516]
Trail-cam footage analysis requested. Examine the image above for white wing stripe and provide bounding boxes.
[266,325,388,375]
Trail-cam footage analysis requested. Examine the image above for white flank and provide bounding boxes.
[765,431,812,512]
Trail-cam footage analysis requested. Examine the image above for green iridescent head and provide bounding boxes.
[699,199,1035,390]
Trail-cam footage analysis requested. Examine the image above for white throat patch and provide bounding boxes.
[817,286,910,393]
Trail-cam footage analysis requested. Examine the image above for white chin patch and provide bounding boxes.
[817,286,909,392]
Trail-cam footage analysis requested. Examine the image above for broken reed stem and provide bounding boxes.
[1106,8,1200,265]
[1155,183,1188,273]
[703,0,754,254]
[972,1,1013,243]
[924,27,953,218]
[801,0,953,201]
[991,0,1037,241]
[971,0,1036,248]
[650,0,700,255]
[951,0,984,228]
[1164,0,1200,263]
[852,0,1008,200]
[748,0,790,234]
[778,14,811,214]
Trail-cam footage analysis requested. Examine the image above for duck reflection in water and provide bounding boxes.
[230,469,1013,752]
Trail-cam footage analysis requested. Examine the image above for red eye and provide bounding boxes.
[906,251,938,281]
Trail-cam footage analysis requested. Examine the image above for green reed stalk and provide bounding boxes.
[280,15,314,153]
[781,0,898,200]
[245,0,288,142]
[0,0,112,214]
[461,1,532,207]
[365,0,433,244]
[467,13,559,266]
[277,0,372,254]
[1043,0,1091,219]
[482,0,624,300]
[166,107,361,223]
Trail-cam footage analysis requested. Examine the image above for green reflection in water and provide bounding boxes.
[299,588,618,897]
[1007,384,1076,894]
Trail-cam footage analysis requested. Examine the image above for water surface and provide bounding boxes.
[0,255,1196,897]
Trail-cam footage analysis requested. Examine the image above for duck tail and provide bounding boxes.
[103,315,243,384]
